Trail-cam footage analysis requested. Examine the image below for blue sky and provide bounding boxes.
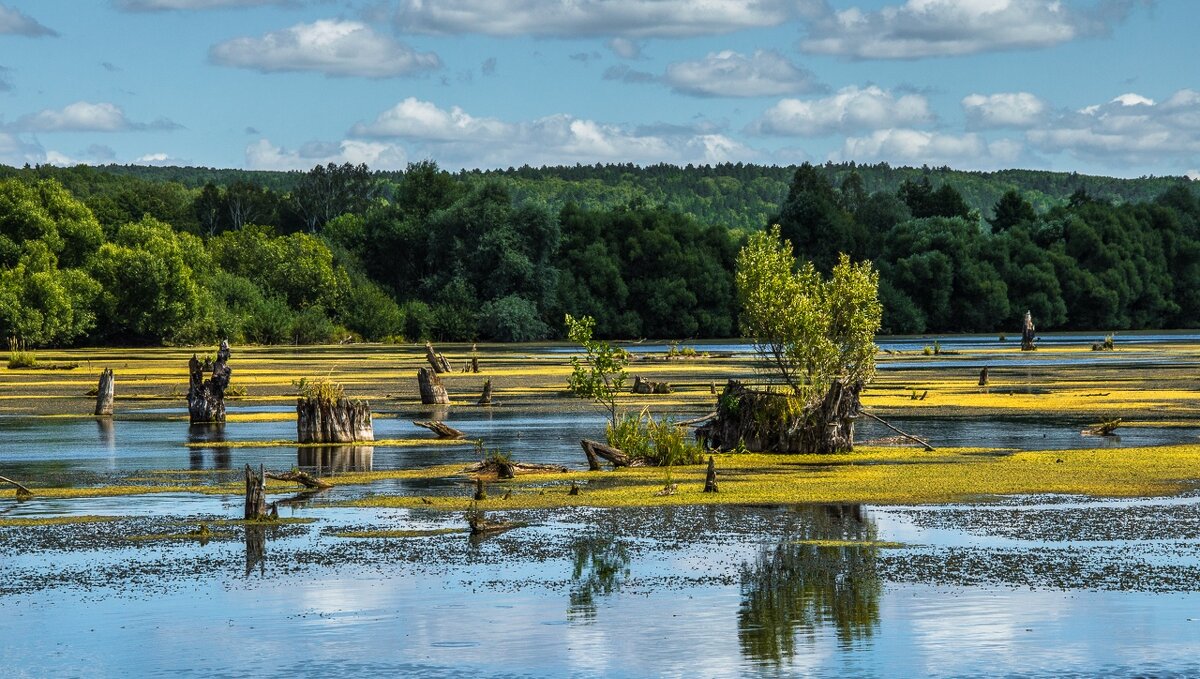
[0,0,1194,177]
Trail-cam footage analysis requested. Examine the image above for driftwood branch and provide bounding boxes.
[676,412,717,427]
[413,420,466,439]
[861,410,934,451]
[581,439,632,470]
[0,474,33,498]
[266,470,333,490]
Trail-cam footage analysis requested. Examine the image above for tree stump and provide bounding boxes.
[703,456,718,493]
[471,356,480,374]
[297,397,373,443]
[1020,310,1037,351]
[632,375,673,394]
[696,379,861,454]
[978,367,989,387]
[412,420,466,439]
[581,439,631,469]
[244,463,269,520]
[94,368,114,416]
[418,367,450,405]
[477,379,492,406]
[474,477,487,501]
[425,341,452,374]
[188,340,231,424]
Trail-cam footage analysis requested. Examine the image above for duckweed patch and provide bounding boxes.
[0,515,123,527]
[331,528,468,539]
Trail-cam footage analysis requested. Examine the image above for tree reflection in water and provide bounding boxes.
[568,535,631,622]
[187,423,230,470]
[738,504,881,664]
[245,525,267,576]
[297,445,373,474]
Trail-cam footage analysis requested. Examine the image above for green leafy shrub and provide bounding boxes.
[606,409,703,467]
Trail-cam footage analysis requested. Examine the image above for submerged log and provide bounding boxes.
[94,368,114,416]
[695,379,861,455]
[631,375,673,394]
[188,340,231,424]
[265,469,333,490]
[297,397,373,443]
[417,367,450,405]
[978,366,989,387]
[1021,310,1037,351]
[703,456,718,493]
[581,439,631,469]
[413,419,466,439]
[425,341,452,374]
[477,378,492,406]
[244,463,270,521]
[860,410,934,451]
[467,509,520,537]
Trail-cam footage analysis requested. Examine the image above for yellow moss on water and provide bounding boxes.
[332,528,467,539]
[791,539,908,548]
[0,515,122,527]
[180,438,472,449]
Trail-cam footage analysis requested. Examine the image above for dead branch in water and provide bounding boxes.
[860,411,935,451]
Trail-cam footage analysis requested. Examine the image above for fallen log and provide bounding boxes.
[94,368,114,416]
[413,420,466,439]
[463,460,568,477]
[266,469,333,490]
[676,412,717,427]
[581,439,631,469]
[417,367,450,405]
[860,411,934,451]
[1083,418,1122,436]
[0,474,33,498]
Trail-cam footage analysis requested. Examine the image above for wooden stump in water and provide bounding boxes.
[297,397,373,443]
[632,375,673,394]
[581,439,631,469]
[703,456,718,493]
[412,420,466,439]
[474,477,487,501]
[188,340,231,424]
[418,367,450,405]
[244,463,269,521]
[471,356,480,374]
[477,379,492,406]
[978,367,989,387]
[425,341,452,374]
[695,379,861,454]
[1020,310,1037,351]
[94,368,114,416]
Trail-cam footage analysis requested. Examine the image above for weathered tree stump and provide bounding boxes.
[467,508,519,537]
[978,367,989,387]
[425,341,452,374]
[474,477,487,500]
[581,439,632,469]
[477,379,492,406]
[471,356,480,373]
[188,340,231,424]
[412,420,466,439]
[94,368,114,416]
[244,463,270,521]
[418,367,450,405]
[703,456,718,493]
[632,375,673,394]
[297,397,373,443]
[696,379,861,454]
[1021,310,1037,351]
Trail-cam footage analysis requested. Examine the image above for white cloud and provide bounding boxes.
[210,19,441,78]
[607,37,642,59]
[0,3,56,36]
[245,138,408,171]
[799,0,1146,59]
[0,133,44,165]
[963,92,1048,129]
[1027,89,1200,165]
[1188,170,1200,181]
[115,0,289,10]
[836,128,1024,169]
[664,50,824,98]
[12,101,180,132]
[749,85,933,136]
[394,0,814,38]
[348,98,762,168]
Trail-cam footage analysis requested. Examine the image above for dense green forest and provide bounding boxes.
[0,159,1198,346]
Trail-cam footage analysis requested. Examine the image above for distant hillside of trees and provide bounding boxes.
[0,159,1197,346]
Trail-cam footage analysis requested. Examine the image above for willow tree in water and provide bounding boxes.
[699,225,882,454]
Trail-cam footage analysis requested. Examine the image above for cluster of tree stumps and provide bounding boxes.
[188,340,231,424]
[696,379,862,455]
[297,396,373,443]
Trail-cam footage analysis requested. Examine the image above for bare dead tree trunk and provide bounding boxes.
[94,368,114,416]
[978,367,989,387]
[244,463,269,521]
[477,379,492,406]
[703,456,718,493]
[425,341,452,374]
[418,367,450,405]
[189,340,231,424]
[1021,310,1037,351]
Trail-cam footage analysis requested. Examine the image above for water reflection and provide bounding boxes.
[567,536,631,622]
[187,423,231,470]
[297,446,374,474]
[245,525,266,576]
[95,418,115,452]
[738,505,881,665]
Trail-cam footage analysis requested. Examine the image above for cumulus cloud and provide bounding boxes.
[749,86,933,136]
[963,92,1048,129]
[1026,89,1200,165]
[12,101,181,132]
[348,97,762,168]
[210,19,441,78]
[836,128,1024,169]
[246,138,409,171]
[607,37,642,59]
[115,0,291,10]
[0,3,56,36]
[799,0,1148,59]
[0,132,45,165]
[394,0,813,38]
[664,50,824,98]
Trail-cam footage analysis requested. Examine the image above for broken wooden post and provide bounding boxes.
[94,368,114,416]
[471,356,480,374]
[417,367,450,405]
[188,340,231,424]
[710,380,716,395]
[569,481,580,496]
[1021,310,1037,351]
[474,477,487,501]
[580,439,631,469]
[297,397,373,443]
[703,456,718,493]
[477,379,492,406]
[244,463,268,520]
[412,420,466,439]
[978,366,989,387]
[425,341,452,374]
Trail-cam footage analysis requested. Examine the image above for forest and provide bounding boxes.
[1,159,1198,346]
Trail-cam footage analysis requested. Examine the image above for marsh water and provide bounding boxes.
[3,407,1200,677]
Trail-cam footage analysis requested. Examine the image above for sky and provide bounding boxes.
[0,0,1194,178]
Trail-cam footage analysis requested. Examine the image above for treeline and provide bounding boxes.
[0,159,1198,346]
